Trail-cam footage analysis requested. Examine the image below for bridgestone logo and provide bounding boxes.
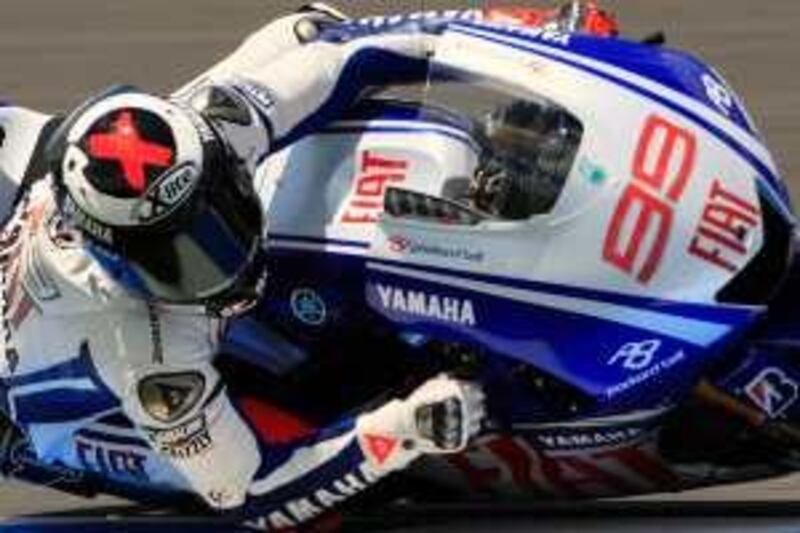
[375,284,476,326]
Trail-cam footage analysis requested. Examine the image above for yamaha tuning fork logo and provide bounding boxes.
[290,288,327,326]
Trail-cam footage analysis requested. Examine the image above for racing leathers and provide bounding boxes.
[0,7,485,527]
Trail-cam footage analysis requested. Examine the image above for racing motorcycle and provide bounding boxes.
[6,0,800,520]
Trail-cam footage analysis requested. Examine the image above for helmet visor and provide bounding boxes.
[113,170,264,305]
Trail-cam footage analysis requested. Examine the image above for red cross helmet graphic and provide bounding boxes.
[58,90,206,229]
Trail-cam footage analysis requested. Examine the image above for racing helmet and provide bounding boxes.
[47,86,266,314]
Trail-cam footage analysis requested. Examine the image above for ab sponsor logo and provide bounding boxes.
[607,339,661,371]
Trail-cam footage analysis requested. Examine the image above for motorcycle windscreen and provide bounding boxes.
[418,30,584,220]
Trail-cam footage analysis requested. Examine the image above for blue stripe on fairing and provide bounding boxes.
[318,125,480,154]
[366,257,759,325]
[266,234,761,325]
[370,261,730,347]
[448,23,791,211]
[268,232,370,249]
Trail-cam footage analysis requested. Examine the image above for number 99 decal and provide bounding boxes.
[603,115,697,284]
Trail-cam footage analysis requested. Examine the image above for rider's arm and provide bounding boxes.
[176,15,439,175]
[239,375,482,527]
[123,331,481,519]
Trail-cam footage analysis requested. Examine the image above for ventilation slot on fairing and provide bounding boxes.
[384,187,486,226]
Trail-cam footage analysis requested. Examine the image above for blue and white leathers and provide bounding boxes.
[0,10,483,526]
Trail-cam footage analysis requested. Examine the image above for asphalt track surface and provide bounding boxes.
[1,0,800,527]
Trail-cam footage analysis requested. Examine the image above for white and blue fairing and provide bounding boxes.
[238,22,795,417]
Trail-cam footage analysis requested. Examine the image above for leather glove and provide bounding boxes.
[405,374,485,454]
[356,374,485,472]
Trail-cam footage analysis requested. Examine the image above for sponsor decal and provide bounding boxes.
[363,433,399,466]
[701,73,735,116]
[233,81,275,115]
[355,9,479,27]
[488,20,572,46]
[341,151,409,224]
[447,433,678,497]
[603,115,697,284]
[388,235,411,253]
[62,194,113,244]
[688,178,760,273]
[387,235,485,263]
[289,288,327,326]
[535,426,645,452]
[76,439,148,481]
[148,414,212,459]
[375,284,477,327]
[247,461,384,530]
[330,10,480,39]
[331,6,573,47]
[607,339,661,371]
[135,162,200,224]
[605,350,687,399]
[745,367,799,418]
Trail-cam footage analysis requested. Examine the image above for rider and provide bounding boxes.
[0,4,486,526]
